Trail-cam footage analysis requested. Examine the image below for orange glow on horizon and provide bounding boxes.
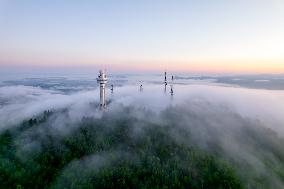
[0,54,284,74]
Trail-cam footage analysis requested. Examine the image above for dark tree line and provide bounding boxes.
[0,109,244,189]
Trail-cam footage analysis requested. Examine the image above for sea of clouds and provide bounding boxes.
[0,76,284,187]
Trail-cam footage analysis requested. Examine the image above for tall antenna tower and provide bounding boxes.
[164,71,167,85]
[97,70,108,108]
[164,71,168,93]
[170,85,174,96]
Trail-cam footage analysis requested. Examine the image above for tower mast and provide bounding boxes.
[97,70,108,108]
[164,71,167,85]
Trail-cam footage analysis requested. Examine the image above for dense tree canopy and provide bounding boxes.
[0,109,244,189]
[1,105,284,189]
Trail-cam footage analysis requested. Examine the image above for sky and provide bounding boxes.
[0,0,284,74]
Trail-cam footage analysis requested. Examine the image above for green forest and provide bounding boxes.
[0,106,283,189]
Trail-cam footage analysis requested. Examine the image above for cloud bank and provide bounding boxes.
[0,82,284,188]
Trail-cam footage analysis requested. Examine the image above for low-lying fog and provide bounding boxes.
[0,73,284,188]
[1,75,284,136]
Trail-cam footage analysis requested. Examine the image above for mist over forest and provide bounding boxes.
[0,74,284,189]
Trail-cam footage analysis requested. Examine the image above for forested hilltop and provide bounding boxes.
[0,105,284,189]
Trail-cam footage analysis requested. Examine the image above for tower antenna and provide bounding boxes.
[164,71,167,85]
[97,70,108,108]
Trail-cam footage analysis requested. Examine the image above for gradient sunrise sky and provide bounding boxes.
[0,0,284,73]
